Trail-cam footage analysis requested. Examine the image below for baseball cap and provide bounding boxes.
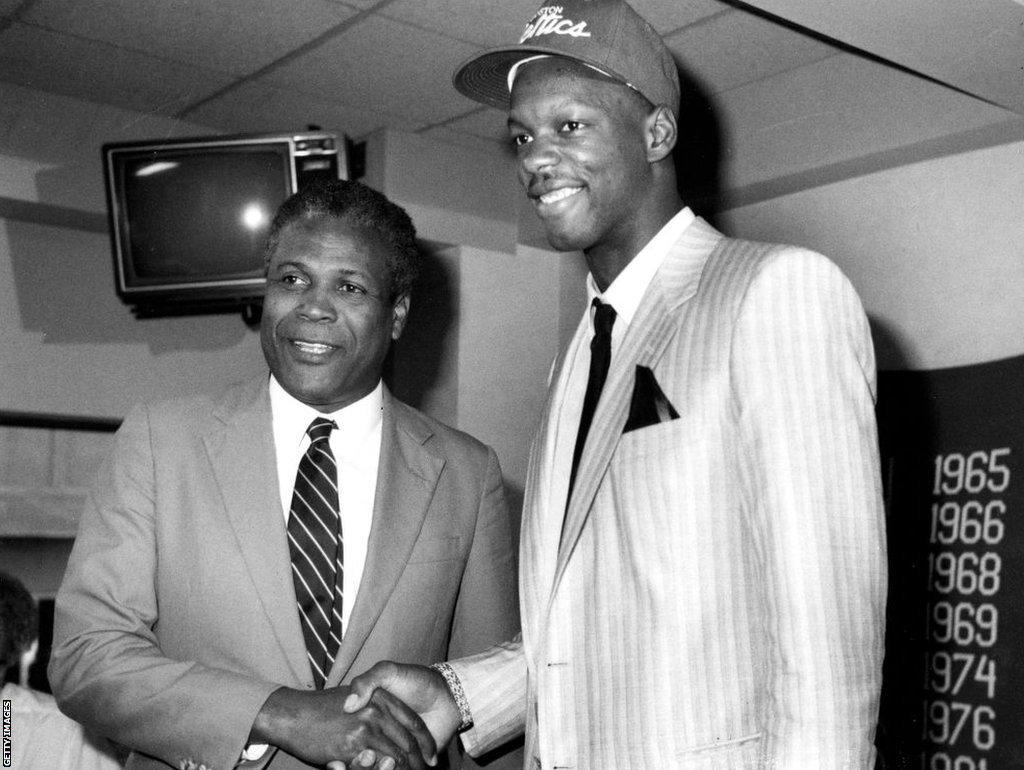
[453,0,680,115]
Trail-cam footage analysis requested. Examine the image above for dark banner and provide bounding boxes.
[877,355,1024,770]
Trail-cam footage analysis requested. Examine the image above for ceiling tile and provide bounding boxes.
[267,15,483,124]
[440,107,510,144]
[185,79,398,139]
[665,8,840,94]
[0,22,236,116]
[24,0,358,75]
[383,0,732,47]
[417,125,509,156]
[382,0,538,47]
[741,0,1024,115]
[629,0,734,34]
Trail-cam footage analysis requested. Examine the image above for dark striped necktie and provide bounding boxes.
[286,417,343,688]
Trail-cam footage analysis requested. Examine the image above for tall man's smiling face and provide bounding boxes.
[260,214,409,413]
[508,56,657,259]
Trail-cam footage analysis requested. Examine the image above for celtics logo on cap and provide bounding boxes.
[519,6,592,44]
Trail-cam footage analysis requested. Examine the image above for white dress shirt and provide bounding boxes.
[548,207,696,512]
[269,375,383,636]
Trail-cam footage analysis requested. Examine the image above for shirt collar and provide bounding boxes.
[586,207,696,326]
[269,375,384,449]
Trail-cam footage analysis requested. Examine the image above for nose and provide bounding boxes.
[298,284,337,322]
[519,135,559,178]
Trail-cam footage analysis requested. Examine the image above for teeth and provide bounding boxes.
[539,187,582,204]
[294,341,332,354]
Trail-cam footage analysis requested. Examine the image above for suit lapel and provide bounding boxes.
[203,376,310,685]
[327,391,443,683]
[552,218,723,589]
[520,319,588,632]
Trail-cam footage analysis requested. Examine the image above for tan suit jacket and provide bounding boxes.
[450,218,887,768]
[49,376,520,770]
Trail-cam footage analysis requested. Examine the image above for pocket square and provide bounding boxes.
[624,365,679,433]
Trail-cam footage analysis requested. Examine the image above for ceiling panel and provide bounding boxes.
[24,0,359,75]
[716,52,1023,189]
[418,124,512,155]
[439,107,509,144]
[382,0,538,47]
[665,9,841,95]
[0,22,235,115]
[738,0,1024,114]
[186,79,397,138]
[266,15,484,123]
[383,0,734,46]
[629,0,733,34]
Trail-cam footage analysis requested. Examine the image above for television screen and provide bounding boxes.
[117,146,285,285]
[104,132,341,313]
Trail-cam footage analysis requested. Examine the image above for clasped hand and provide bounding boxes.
[326,662,463,770]
[252,683,437,770]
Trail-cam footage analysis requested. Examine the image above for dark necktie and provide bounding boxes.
[286,417,343,688]
[567,298,617,510]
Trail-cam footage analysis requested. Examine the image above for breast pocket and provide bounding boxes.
[615,417,692,461]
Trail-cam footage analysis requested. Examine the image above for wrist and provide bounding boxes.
[250,686,300,747]
[430,662,472,733]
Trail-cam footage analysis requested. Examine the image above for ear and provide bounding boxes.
[390,293,411,341]
[645,105,677,163]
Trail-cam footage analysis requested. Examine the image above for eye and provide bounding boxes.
[559,120,583,133]
[276,272,308,288]
[339,282,367,295]
[510,132,532,148]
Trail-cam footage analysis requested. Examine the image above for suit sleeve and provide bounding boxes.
[48,405,280,770]
[448,635,528,759]
[729,248,887,766]
[446,447,526,765]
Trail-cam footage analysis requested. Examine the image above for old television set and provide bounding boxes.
[103,130,345,319]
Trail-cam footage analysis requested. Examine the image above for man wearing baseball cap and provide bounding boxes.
[344,1,887,767]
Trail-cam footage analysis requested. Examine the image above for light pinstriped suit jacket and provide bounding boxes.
[49,377,520,770]
[449,217,887,769]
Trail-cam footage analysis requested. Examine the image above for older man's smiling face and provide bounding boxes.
[260,215,408,412]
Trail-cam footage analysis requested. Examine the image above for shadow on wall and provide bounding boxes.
[869,315,916,372]
[6,217,253,353]
[672,61,726,228]
[383,245,460,428]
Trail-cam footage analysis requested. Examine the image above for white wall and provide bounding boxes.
[720,140,1024,371]
[0,82,267,419]
[711,51,1024,372]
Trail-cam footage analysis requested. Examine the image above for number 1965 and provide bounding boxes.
[934,449,1011,497]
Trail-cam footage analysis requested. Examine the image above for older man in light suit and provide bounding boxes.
[344,1,887,768]
[49,180,520,770]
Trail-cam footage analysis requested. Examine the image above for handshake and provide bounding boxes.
[251,661,461,770]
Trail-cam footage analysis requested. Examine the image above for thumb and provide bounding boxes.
[343,662,395,712]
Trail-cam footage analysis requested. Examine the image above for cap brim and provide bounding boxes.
[453,45,627,110]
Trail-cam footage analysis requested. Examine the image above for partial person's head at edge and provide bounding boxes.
[260,179,420,414]
[0,570,38,684]
[453,0,683,290]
